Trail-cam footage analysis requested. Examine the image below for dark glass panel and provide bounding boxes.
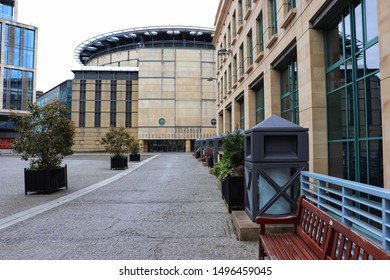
[326,66,345,91]
[365,75,382,138]
[359,140,368,184]
[357,78,366,138]
[280,68,289,94]
[281,110,291,122]
[329,142,347,179]
[368,140,383,187]
[348,141,356,182]
[327,89,346,140]
[346,85,355,139]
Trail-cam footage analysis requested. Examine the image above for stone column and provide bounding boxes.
[297,28,327,174]
[378,0,390,189]
[185,139,191,152]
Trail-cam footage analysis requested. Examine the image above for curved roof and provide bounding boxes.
[74,25,215,65]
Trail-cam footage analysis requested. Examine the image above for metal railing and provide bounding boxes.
[300,171,390,252]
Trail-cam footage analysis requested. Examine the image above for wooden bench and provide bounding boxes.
[255,195,390,260]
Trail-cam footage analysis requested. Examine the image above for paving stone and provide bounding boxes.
[0,153,258,260]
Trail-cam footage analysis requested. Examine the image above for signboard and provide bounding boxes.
[0,138,13,149]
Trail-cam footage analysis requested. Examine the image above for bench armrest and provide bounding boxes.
[255,215,297,234]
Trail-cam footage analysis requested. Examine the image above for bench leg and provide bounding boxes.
[259,240,265,260]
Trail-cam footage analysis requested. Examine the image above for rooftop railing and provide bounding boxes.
[300,171,390,252]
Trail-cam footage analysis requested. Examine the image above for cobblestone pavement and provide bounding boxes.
[0,153,257,260]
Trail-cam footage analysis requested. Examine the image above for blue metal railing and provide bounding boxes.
[300,171,390,252]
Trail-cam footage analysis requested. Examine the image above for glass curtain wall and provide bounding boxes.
[2,24,35,110]
[325,0,382,187]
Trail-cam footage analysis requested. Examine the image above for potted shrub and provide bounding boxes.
[100,126,134,169]
[11,102,75,195]
[204,146,214,168]
[129,141,141,162]
[212,129,245,213]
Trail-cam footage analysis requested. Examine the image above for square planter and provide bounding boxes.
[129,154,141,162]
[24,165,68,195]
[111,157,128,169]
[221,175,245,213]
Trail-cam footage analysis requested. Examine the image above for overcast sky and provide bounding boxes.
[17,0,220,92]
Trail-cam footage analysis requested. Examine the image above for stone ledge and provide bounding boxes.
[232,211,295,241]
[231,211,259,241]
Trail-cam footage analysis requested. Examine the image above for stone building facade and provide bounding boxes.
[213,0,389,189]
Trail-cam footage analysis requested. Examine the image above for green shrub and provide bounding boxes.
[11,102,75,170]
[100,126,135,158]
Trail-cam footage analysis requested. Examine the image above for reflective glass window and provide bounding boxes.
[325,0,382,187]
[365,0,378,43]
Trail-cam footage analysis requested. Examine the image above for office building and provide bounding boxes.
[0,0,38,148]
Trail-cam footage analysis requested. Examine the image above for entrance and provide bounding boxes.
[148,140,186,152]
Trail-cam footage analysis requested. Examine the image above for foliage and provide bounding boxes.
[212,129,245,182]
[100,126,135,158]
[129,140,140,155]
[221,129,245,167]
[11,101,75,170]
[213,158,234,181]
[204,146,213,159]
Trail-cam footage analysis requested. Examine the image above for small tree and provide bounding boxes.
[100,126,134,158]
[129,140,140,155]
[11,101,75,170]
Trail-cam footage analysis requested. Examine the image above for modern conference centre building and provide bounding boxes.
[212,0,389,189]
[69,25,217,153]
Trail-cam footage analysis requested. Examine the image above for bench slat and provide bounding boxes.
[256,195,390,260]
[261,233,318,260]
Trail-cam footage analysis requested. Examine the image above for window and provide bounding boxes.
[239,44,245,78]
[325,0,382,187]
[228,63,232,91]
[238,96,245,129]
[4,25,35,69]
[238,0,244,26]
[280,58,298,124]
[227,24,232,48]
[257,12,264,53]
[247,30,253,66]
[232,11,237,37]
[233,55,238,85]
[94,80,101,127]
[125,80,132,128]
[288,0,296,11]
[79,80,86,128]
[23,29,35,69]
[110,80,117,127]
[0,3,13,20]
[254,80,265,124]
[270,0,278,35]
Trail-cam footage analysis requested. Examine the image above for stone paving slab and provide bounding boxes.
[0,153,257,260]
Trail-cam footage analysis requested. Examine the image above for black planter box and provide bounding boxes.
[129,154,141,162]
[24,165,68,195]
[208,156,214,168]
[221,175,245,213]
[111,157,128,169]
